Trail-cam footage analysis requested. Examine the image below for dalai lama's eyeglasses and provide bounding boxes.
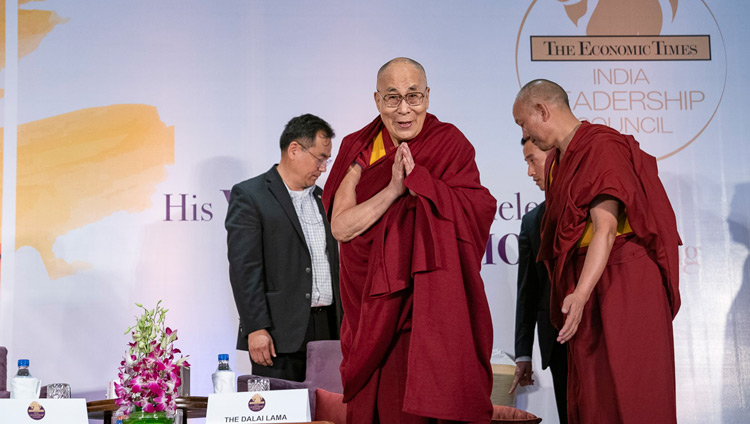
[300,145,333,168]
[377,90,427,108]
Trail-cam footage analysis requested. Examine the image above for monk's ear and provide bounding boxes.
[374,91,382,113]
[536,102,551,122]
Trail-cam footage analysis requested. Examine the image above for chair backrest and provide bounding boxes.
[0,346,8,397]
[305,340,343,394]
[0,346,7,390]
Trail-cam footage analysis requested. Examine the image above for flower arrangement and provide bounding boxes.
[115,301,190,416]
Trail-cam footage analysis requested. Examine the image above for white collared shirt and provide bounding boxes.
[285,184,333,307]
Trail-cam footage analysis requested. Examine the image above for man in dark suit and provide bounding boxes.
[511,138,567,424]
[225,113,342,382]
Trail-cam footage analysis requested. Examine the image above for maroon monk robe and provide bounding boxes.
[538,121,680,424]
[323,114,496,422]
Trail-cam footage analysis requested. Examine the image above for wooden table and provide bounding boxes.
[87,396,208,423]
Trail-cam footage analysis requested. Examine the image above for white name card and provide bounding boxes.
[0,399,88,423]
[206,390,311,423]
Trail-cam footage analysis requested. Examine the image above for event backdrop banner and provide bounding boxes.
[0,1,748,423]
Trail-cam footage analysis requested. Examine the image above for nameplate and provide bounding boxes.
[206,390,310,423]
[0,399,88,423]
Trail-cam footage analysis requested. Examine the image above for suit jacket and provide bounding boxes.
[514,201,559,369]
[225,165,342,353]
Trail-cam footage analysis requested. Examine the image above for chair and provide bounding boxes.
[492,405,543,423]
[238,340,343,417]
[0,346,9,398]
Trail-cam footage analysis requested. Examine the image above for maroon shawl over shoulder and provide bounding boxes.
[538,121,681,329]
[322,113,496,421]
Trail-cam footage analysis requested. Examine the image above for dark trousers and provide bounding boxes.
[250,305,336,382]
[548,341,568,424]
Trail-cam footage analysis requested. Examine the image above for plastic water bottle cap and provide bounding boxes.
[18,359,29,367]
[218,354,229,361]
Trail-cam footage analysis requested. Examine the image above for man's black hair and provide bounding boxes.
[280,114,335,151]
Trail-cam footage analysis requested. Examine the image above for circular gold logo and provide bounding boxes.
[248,393,266,412]
[515,0,726,160]
[27,401,46,420]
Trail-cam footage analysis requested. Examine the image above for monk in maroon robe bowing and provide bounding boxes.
[512,79,680,424]
[322,57,496,423]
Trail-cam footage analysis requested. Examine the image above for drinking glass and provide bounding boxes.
[46,383,71,399]
[246,377,270,392]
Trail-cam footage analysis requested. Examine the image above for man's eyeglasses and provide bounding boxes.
[300,145,333,168]
[377,90,427,108]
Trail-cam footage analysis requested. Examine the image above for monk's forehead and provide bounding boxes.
[377,62,426,90]
[512,97,531,118]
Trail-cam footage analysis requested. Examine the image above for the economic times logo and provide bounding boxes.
[515,0,726,160]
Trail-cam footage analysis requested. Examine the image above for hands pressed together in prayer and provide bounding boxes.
[332,141,419,242]
[390,142,416,197]
[509,360,534,394]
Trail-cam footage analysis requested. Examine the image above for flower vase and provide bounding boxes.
[123,408,174,424]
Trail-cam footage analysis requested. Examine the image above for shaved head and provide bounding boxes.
[513,79,581,153]
[515,79,570,111]
[377,57,427,87]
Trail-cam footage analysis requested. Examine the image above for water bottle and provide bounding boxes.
[211,354,235,393]
[10,359,41,399]
[16,359,31,377]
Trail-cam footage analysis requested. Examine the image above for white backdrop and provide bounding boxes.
[0,1,748,423]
